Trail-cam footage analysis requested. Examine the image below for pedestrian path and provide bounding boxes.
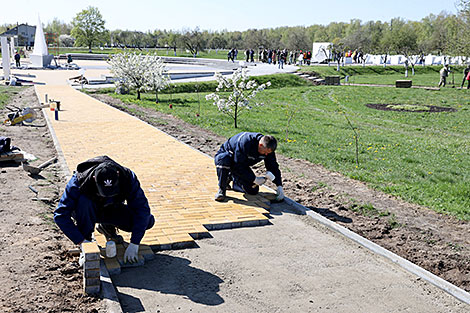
[35,85,272,257]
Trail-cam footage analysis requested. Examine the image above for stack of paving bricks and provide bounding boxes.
[81,242,101,294]
[36,85,274,274]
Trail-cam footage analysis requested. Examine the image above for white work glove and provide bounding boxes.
[276,186,285,201]
[124,243,139,263]
[265,171,275,182]
[79,240,91,266]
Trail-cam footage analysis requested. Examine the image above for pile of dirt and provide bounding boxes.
[89,91,470,292]
[0,87,105,312]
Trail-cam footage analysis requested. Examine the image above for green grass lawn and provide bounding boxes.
[0,86,23,110]
[300,65,466,87]
[95,76,470,220]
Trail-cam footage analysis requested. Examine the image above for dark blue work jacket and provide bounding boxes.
[54,156,151,245]
[219,132,282,186]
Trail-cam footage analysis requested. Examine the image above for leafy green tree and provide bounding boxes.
[181,27,205,56]
[225,31,244,48]
[326,22,347,42]
[451,0,470,58]
[243,29,269,49]
[208,33,227,49]
[280,27,309,51]
[44,18,72,36]
[71,6,107,52]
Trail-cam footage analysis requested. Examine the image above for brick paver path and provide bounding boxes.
[35,85,271,255]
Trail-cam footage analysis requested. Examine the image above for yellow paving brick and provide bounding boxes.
[155,236,172,245]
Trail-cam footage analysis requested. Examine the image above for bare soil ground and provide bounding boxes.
[89,91,470,292]
[0,87,104,312]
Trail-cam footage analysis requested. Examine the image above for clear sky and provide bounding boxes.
[1,0,458,32]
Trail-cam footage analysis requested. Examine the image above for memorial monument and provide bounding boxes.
[29,15,53,68]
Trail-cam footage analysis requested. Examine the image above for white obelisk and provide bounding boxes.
[30,15,53,67]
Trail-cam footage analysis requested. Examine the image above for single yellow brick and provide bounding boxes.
[82,242,100,255]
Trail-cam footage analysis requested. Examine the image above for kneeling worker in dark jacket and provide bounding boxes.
[214,132,284,202]
[54,156,155,264]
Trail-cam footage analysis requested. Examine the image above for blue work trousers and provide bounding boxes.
[215,151,259,195]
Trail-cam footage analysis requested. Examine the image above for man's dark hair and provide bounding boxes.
[261,135,277,151]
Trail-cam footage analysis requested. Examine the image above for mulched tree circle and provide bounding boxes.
[366,103,457,113]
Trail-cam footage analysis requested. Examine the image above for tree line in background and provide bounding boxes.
[1,1,469,57]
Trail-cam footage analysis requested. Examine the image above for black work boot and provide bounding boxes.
[96,223,124,244]
[214,189,226,202]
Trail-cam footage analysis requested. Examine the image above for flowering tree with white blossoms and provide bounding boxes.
[145,57,170,103]
[108,51,168,101]
[205,68,271,128]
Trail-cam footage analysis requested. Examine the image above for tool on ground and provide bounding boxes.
[3,104,48,126]
[22,156,57,175]
[3,107,37,126]
[106,240,117,258]
[28,185,38,195]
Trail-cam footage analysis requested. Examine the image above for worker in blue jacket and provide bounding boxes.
[54,155,154,264]
[214,132,284,202]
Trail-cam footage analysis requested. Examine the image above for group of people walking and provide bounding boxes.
[229,48,314,68]
[259,49,311,66]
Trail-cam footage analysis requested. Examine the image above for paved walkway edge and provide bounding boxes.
[35,88,71,178]
[284,197,470,305]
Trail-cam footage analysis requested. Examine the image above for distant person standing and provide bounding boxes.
[438,64,450,88]
[14,51,21,67]
[278,49,286,69]
[404,59,409,77]
[461,65,470,89]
